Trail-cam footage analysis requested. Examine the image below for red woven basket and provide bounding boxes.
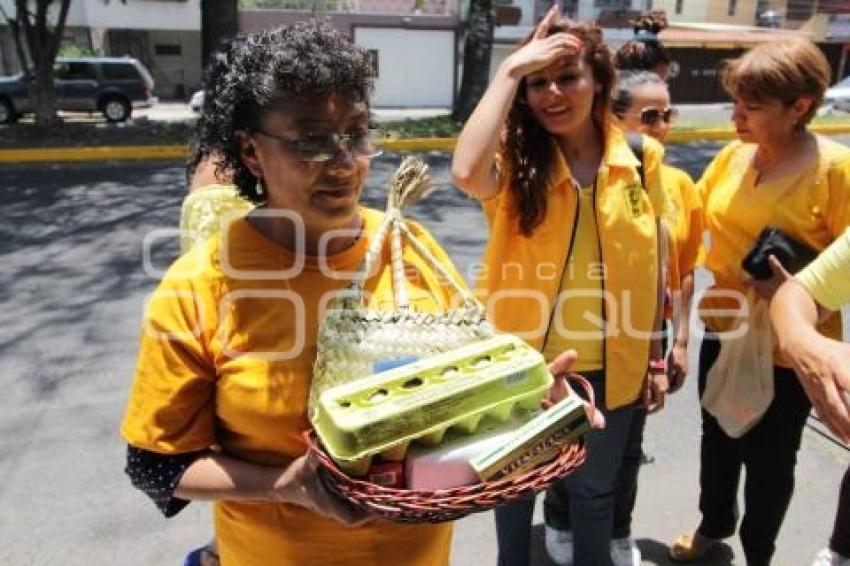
[305,376,594,524]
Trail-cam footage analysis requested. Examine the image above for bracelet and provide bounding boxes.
[648,359,666,374]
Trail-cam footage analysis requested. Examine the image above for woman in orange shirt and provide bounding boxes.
[121,23,457,565]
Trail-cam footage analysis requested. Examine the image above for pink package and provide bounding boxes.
[405,411,536,490]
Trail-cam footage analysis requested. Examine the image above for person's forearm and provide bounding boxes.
[451,59,523,199]
[174,452,288,503]
[674,272,695,346]
[771,279,823,355]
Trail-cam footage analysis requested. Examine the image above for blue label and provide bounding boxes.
[373,356,419,374]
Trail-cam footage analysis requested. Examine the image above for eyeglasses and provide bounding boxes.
[639,106,678,126]
[254,129,383,162]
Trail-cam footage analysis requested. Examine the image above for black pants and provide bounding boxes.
[831,466,850,558]
[696,335,811,566]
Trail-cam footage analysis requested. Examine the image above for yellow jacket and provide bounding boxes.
[476,126,666,409]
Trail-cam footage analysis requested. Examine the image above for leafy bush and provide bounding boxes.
[377,115,463,139]
[58,44,101,58]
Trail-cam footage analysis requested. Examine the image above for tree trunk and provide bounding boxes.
[452,0,495,122]
[201,0,238,70]
[16,0,71,126]
[31,55,59,126]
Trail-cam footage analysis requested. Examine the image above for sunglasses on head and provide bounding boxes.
[640,106,678,126]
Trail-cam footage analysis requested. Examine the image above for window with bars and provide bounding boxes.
[593,0,629,7]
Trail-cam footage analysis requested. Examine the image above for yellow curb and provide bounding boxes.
[4,124,850,163]
[382,137,456,152]
[667,123,850,143]
[0,145,190,162]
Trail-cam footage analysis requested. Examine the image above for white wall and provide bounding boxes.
[354,27,454,107]
[79,0,200,31]
[0,0,200,31]
[146,29,202,96]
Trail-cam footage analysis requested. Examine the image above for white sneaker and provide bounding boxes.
[611,537,641,566]
[544,525,574,566]
[812,547,850,566]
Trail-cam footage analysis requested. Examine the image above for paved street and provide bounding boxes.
[1,142,848,565]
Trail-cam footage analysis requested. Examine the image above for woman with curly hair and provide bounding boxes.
[452,7,669,565]
[120,22,468,565]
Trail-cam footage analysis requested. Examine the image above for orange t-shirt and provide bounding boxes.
[121,208,458,565]
[663,164,703,318]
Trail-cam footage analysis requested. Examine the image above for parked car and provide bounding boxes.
[189,89,204,113]
[824,76,850,113]
[0,56,157,124]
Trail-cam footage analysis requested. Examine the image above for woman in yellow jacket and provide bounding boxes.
[543,70,703,566]
[452,8,668,565]
[670,38,850,564]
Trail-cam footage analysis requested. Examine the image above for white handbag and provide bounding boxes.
[701,290,775,438]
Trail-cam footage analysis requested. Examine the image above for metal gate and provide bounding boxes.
[667,47,745,104]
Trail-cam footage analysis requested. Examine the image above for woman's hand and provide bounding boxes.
[666,339,688,393]
[749,255,792,301]
[502,5,582,79]
[543,349,605,429]
[642,366,669,414]
[273,453,372,527]
[785,333,850,444]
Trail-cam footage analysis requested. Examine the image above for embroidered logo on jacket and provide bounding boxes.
[623,183,648,217]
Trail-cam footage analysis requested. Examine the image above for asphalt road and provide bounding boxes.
[1,141,848,565]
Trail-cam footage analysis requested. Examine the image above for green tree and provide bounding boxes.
[58,44,101,58]
[452,0,494,122]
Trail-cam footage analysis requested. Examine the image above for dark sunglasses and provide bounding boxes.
[255,129,383,162]
[640,106,678,126]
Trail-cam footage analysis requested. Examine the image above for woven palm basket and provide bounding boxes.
[306,157,590,523]
[309,156,496,421]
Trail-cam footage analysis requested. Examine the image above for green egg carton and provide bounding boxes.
[312,334,553,476]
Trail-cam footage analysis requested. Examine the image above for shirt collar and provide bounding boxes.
[549,121,640,189]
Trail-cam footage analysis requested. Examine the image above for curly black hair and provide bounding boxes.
[191,22,374,203]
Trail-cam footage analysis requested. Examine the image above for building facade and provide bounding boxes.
[239,0,459,107]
